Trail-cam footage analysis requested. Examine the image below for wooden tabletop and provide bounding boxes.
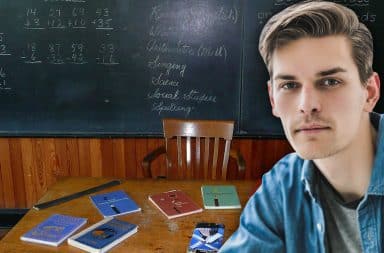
[0,177,260,253]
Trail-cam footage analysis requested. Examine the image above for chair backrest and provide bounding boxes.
[162,119,234,180]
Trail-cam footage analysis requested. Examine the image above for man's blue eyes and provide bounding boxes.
[281,82,297,89]
[322,79,340,86]
[280,79,340,90]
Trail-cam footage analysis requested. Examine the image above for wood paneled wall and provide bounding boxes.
[0,138,293,209]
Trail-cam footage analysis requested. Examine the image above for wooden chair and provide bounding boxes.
[142,119,245,180]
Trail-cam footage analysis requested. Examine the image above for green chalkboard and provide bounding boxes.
[0,0,383,137]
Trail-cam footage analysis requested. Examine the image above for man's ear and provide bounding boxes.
[363,72,380,112]
[268,81,279,117]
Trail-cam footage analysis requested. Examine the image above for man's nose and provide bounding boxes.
[298,86,321,114]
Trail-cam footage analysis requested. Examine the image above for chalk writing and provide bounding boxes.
[22,42,42,64]
[216,6,239,24]
[360,12,376,22]
[68,7,87,29]
[149,24,176,37]
[197,44,227,61]
[0,67,10,90]
[147,88,217,104]
[148,55,187,77]
[147,39,195,57]
[149,3,171,22]
[0,33,11,56]
[148,87,218,117]
[92,8,113,30]
[14,41,120,65]
[96,43,119,65]
[152,73,180,87]
[257,11,273,24]
[152,101,194,117]
[69,43,87,64]
[47,43,65,64]
[183,90,217,103]
[48,7,65,29]
[146,39,228,61]
[150,2,239,25]
[145,1,235,119]
[147,88,180,100]
[24,8,44,30]
[0,78,7,89]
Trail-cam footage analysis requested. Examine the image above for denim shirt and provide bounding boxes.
[220,114,384,253]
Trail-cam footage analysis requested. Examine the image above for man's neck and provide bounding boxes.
[314,116,377,203]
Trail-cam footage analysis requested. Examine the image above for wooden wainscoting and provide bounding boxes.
[0,138,292,208]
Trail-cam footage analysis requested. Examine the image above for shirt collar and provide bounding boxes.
[367,113,384,195]
[301,159,318,200]
[300,112,384,197]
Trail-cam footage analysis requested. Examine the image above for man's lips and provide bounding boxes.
[294,125,331,133]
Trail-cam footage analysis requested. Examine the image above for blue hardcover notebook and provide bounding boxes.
[188,223,225,252]
[20,214,87,246]
[90,190,141,218]
[68,217,138,252]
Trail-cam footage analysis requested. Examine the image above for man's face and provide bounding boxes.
[269,35,377,160]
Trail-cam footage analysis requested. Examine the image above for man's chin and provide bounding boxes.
[296,151,325,160]
[293,145,334,160]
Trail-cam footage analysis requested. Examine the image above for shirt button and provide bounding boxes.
[317,223,323,233]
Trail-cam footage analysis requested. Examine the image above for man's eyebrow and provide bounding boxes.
[273,74,296,81]
[316,67,347,77]
[273,67,347,81]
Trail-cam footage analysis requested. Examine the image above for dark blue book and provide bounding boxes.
[188,223,225,252]
[90,190,141,218]
[68,217,138,252]
[20,214,87,246]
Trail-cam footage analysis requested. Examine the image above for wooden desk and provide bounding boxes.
[0,177,260,253]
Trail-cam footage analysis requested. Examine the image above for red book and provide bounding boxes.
[148,190,203,219]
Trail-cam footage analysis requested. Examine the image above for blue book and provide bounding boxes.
[68,217,138,253]
[20,214,87,246]
[188,223,225,253]
[90,190,141,218]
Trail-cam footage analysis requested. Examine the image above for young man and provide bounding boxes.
[220,1,382,252]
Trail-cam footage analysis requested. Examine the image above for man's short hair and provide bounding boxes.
[259,0,373,83]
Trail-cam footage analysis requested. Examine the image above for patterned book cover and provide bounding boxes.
[188,223,225,252]
[68,217,138,252]
[20,214,87,246]
[148,189,202,219]
[90,190,141,218]
[201,185,241,209]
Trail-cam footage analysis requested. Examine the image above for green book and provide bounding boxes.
[201,185,241,209]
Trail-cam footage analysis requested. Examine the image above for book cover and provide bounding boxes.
[68,217,138,253]
[90,190,141,218]
[148,189,203,219]
[201,185,241,209]
[188,223,225,252]
[20,214,87,247]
